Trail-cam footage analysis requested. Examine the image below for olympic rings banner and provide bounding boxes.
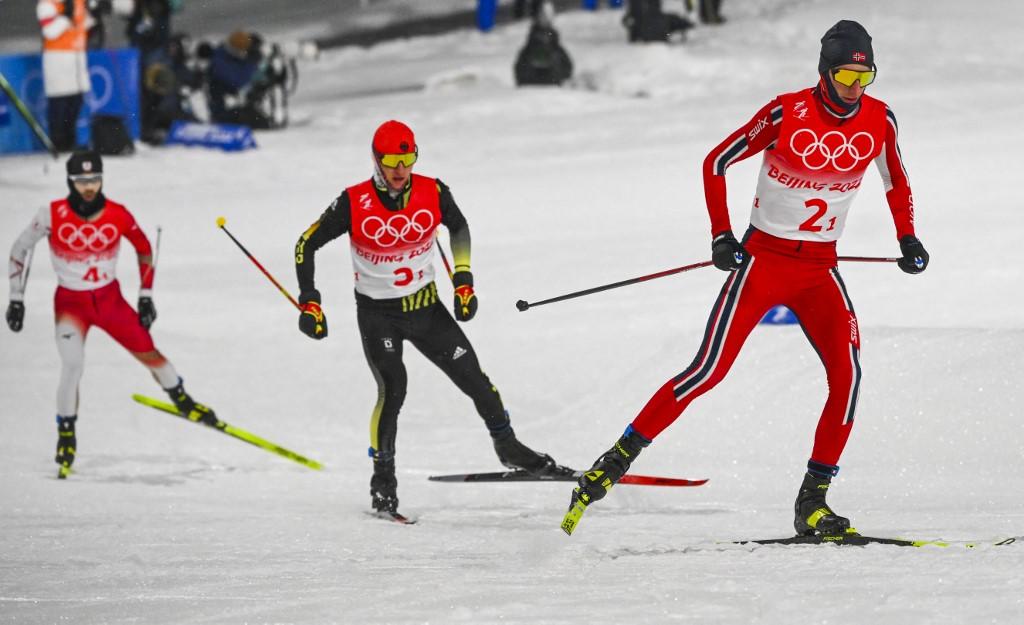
[0,48,140,156]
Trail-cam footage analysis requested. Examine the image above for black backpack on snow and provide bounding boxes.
[90,115,135,155]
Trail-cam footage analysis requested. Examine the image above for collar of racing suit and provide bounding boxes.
[814,75,861,119]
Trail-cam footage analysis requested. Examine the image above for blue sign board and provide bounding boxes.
[0,48,140,155]
[164,121,257,152]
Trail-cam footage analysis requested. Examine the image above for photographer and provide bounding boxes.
[139,33,203,143]
[206,30,271,129]
[205,30,294,130]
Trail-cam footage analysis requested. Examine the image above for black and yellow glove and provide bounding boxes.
[453,271,477,322]
[298,289,328,339]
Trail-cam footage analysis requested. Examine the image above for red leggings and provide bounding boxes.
[631,229,861,468]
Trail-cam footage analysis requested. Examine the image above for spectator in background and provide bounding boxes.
[514,0,543,19]
[86,0,113,49]
[514,11,573,86]
[623,0,693,43]
[126,0,173,67]
[206,30,270,129]
[37,0,93,152]
[698,0,725,25]
[138,35,202,144]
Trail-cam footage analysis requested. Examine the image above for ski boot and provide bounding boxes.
[164,378,218,427]
[491,426,561,476]
[370,455,399,514]
[562,426,650,535]
[793,472,852,536]
[55,415,77,479]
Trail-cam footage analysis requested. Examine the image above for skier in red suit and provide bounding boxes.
[567,20,929,536]
[6,151,216,477]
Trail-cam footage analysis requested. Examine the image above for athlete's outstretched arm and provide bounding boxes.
[874,106,916,239]
[702,97,783,236]
[295,191,350,295]
[437,180,471,272]
[8,206,50,301]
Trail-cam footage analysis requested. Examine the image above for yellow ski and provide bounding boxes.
[131,394,323,471]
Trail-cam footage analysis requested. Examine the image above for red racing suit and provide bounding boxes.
[630,87,915,471]
[9,197,157,352]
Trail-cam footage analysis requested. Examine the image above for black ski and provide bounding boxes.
[429,466,708,487]
[734,534,1020,548]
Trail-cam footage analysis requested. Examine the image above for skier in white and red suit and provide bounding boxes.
[568,20,930,536]
[5,151,217,477]
[294,120,563,515]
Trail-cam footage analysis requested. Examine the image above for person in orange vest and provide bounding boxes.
[36,0,93,152]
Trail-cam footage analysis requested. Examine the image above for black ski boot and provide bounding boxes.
[492,426,558,476]
[55,415,77,478]
[570,426,650,509]
[164,378,217,426]
[370,456,399,514]
[793,472,852,536]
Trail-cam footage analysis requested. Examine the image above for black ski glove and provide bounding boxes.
[453,271,477,322]
[711,231,747,271]
[6,301,25,332]
[298,289,327,339]
[138,296,157,329]
[897,235,929,274]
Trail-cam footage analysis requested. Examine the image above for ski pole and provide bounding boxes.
[216,216,301,310]
[517,255,902,312]
[436,234,454,282]
[516,260,714,312]
[0,71,58,159]
[838,256,899,263]
[18,247,34,294]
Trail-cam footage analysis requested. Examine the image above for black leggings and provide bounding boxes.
[357,301,508,459]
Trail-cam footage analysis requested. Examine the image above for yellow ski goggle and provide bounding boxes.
[378,152,418,168]
[832,68,876,87]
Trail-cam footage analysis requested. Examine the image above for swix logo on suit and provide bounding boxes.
[751,88,886,242]
[347,174,441,299]
[48,199,139,290]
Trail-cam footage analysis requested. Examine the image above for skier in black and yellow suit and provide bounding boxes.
[295,120,561,515]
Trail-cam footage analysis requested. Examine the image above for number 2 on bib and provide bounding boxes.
[799,198,837,233]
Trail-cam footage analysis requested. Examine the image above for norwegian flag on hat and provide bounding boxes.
[852,52,867,62]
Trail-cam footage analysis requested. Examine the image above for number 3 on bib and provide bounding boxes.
[799,198,837,233]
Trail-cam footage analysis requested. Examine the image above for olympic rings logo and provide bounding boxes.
[789,129,875,172]
[57,223,119,252]
[361,210,435,248]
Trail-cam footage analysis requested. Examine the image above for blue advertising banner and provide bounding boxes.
[0,48,140,156]
[164,121,257,152]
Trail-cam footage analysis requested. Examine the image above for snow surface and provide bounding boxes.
[2,1,1023,623]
